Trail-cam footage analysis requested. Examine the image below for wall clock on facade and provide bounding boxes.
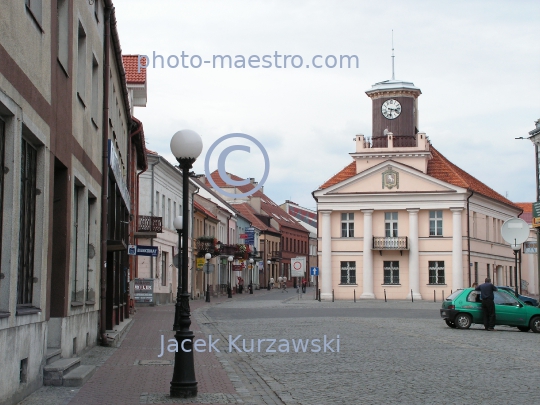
[381,99,401,120]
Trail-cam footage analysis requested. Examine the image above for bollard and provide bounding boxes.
[354,289,356,303]
[332,289,334,302]
[411,289,414,303]
[384,289,387,302]
[318,289,321,302]
[434,290,436,303]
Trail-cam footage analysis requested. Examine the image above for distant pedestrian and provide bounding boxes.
[270,277,275,289]
[475,278,498,331]
[302,279,307,293]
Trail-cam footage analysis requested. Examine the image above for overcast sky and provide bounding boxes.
[114,0,540,210]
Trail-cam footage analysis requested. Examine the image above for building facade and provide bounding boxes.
[314,78,522,300]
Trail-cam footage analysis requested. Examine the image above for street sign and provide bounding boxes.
[501,218,530,249]
[524,241,537,254]
[128,245,158,257]
[310,267,319,276]
[196,258,205,270]
[240,234,248,239]
[533,202,540,228]
[232,264,243,271]
[291,257,306,277]
[204,264,215,274]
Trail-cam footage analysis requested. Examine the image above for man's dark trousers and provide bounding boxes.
[481,298,496,329]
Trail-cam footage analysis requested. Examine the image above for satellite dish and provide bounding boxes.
[88,244,96,259]
[383,129,389,136]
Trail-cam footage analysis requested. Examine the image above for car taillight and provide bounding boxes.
[448,305,455,309]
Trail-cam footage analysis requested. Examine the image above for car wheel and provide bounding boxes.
[454,313,472,329]
[445,319,457,328]
[530,317,540,333]
[518,326,530,332]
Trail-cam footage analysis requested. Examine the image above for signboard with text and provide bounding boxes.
[291,257,306,277]
[533,202,540,228]
[128,245,158,257]
[134,278,154,303]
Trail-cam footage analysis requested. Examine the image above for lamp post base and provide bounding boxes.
[227,285,232,298]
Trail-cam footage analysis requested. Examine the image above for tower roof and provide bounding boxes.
[365,79,421,96]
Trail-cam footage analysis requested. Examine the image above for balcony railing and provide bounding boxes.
[364,135,417,149]
[137,215,163,233]
[270,251,282,260]
[372,236,408,251]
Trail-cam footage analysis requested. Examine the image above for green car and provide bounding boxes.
[440,288,540,332]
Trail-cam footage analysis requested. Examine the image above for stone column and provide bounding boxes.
[320,210,333,300]
[407,209,422,300]
[360,209,375,299]
[451,208,464,290]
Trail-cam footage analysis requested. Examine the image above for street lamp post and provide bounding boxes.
[227,256,233,298]
[205,252,211,303]
[512,245,520,298]
[170,130,203,398]
[249,258,254,294]
[267,260,271,290]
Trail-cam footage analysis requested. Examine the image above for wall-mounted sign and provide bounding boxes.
[533,202,540,228]
[196,258,206,270]
[128,245,158,257]
[291,257,306,277]
[524,241,537,254]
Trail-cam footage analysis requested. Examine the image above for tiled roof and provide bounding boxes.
[515,202,533,224]
[233,203,273,232]
[319,161,356,189]
[318,145,521,210]
[427,146,520,209]
[194,200,218,220]
[122,55,147,84]
[205,171,307,232]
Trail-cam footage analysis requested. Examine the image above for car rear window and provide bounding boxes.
[445,290,463,301]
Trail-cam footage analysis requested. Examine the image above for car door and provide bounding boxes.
[464,290,483,324]
[493,291,528,326]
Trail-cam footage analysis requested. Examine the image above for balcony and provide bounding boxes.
[135,215,162,238]
[196,236,220,257]
[372,236,408,255]
[270,251,282,260]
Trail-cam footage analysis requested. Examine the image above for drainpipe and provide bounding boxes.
[100,3,112,346]
[149,156,161,278]
[466,190,474,287]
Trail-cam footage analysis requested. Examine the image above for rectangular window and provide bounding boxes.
[162,195,165,224]
[17,139,38,305]
[25,0,43,28]
[155,191,159,216]
[91,55,99,124]
[385,212,398,237]
[428,261,445,284]
[72,185,84,302]
[77,22,87,102]
[161,252,167,286]
[0,119,4,266]
[509,266,513,286]
[341,213,354,237]
[57,0,69,70]
[383,261,399,284]
[168,198,171,229]
[472,212,477,238]
[474,262,478,285]
[173,202,176,224]
[86,196,97,301]
[487,263,490,279]
[429,210,443,236]
[340,261,356,284]
[485,215,490,241]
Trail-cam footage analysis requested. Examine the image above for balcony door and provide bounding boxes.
[385,212,398,237]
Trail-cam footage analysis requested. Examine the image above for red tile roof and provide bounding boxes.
[122,55,147,84]
[194,200,218,220]
[233,203,273,232]
[319,161,356,189]
[205,171,307,232]
[515,202,532,224]
[318,145,521,210]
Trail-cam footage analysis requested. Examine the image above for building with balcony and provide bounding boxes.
[136,150,197,305]
[313,78,523,300]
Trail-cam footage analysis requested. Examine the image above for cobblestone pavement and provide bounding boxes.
[18,288,540,405]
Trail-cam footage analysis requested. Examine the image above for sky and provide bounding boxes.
[114,0,540,210]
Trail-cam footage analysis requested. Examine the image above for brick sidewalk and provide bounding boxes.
[69,291,265,405]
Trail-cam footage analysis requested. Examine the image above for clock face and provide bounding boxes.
[381,99,402,120]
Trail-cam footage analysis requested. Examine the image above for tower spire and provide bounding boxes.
[391,30,395,80]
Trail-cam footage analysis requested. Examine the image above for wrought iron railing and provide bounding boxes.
[137,215,163,233]
[392,135,417,147]
[271,251,282,259]
[372,236,408,250]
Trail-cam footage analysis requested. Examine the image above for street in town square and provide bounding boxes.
[19,288,540,405]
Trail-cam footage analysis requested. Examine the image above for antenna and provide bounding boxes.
[391,30,395,80]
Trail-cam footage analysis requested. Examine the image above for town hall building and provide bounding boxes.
[314,78,524,300]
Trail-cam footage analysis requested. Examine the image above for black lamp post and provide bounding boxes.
[227,256,233,298]
[249,258,254,294]
[205,252,211,303]
[512,242,520,298]
[170,129,202,398]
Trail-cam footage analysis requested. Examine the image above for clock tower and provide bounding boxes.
[365,79,421,146]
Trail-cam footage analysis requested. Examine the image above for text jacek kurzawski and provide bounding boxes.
[158,334,340,356]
